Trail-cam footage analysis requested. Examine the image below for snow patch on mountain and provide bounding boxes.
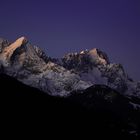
[0,37,140,98]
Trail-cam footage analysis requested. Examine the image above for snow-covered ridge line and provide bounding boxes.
[0,37,140,98]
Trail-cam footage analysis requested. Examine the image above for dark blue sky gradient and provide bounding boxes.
[0,0,140,80]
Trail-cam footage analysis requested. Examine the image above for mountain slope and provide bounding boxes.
[0,37,90,96]
[61,48,139,97]
[1,73,140,138]
[0,37,140,98]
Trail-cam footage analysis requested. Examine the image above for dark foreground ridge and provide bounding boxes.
[1,74,140,139]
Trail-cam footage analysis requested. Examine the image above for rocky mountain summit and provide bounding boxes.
[1,36,140,137]
[0,37,140,99]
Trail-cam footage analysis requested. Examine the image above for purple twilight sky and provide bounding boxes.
[0,0,140,80]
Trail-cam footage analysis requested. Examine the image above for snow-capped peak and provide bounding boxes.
[0,37,140,98]
[88,48,109,65]
[0,37,28,66]
[0,37,91,96]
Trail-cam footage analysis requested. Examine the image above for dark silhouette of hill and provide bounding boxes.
[1,74,140,139]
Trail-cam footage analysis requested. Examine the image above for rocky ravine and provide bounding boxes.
[0,37,140,99]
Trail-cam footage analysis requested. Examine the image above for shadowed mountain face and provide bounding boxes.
[1,74,140,138]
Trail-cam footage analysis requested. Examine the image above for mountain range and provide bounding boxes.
[0,37,140,98]
[0,36,140,138]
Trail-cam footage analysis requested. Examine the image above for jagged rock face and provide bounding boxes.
[61,49,129,94]
[0,37,90,96]
[62,50,140,97]
[88,48,110,65]
[33,45,50,63]
[62,48,109,71]
[0,37,28,67]
[0,36,139,98]
[62,52,92,72]
[0,38,10,53]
